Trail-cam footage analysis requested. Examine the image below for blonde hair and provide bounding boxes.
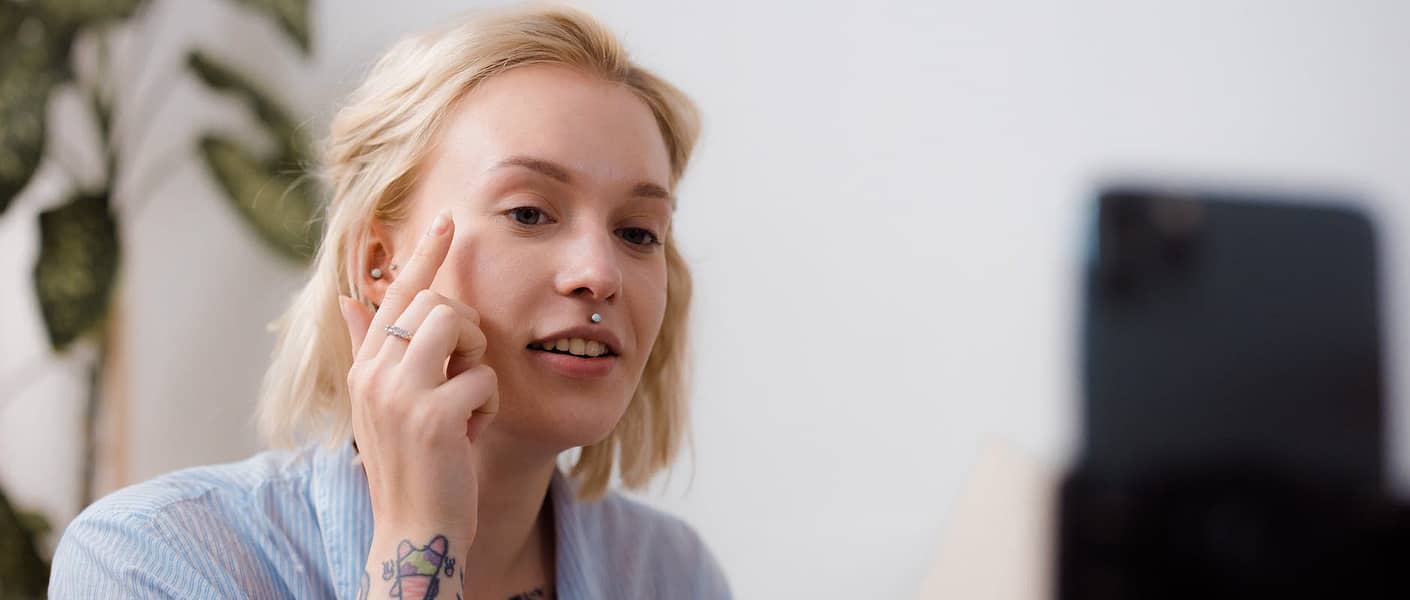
[256,4,700,499]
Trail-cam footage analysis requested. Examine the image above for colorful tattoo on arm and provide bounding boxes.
[380,534,454,599]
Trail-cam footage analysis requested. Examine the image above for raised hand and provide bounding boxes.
[339,210,494,599]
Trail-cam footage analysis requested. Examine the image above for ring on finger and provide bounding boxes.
[384,324,413,341]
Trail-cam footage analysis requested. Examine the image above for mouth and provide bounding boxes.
[526,337,618,359]
[526,336,619,379]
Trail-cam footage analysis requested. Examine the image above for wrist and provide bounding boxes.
[364,529,470,596]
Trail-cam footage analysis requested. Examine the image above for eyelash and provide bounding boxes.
[503,206,663,249]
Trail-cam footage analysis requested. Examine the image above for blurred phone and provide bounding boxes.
[1057,183,1408,599]
[1081,184,1383,487]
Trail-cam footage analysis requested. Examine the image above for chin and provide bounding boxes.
[496,384,633,451]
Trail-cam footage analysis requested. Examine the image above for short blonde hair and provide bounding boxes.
[256,4,701,498]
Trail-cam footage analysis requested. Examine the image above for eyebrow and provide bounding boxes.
[489,155,674,204]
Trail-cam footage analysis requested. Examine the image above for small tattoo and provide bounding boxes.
[444,557,456,577]
[382,560,395,581]
[507,587,547,600]
[358,571,371,600]
[385,534,451,599]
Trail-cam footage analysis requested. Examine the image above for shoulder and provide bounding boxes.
[563,482,731,598]
[577,489,712,558]
[82,445,314,517]
[67,445,318,536]
[50,447,324,598]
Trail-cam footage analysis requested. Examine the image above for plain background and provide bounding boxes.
[3,1,1410,597]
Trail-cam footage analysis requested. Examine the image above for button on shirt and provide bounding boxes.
[50,442,731,598]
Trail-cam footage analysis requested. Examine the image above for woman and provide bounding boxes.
[49,5,728,598]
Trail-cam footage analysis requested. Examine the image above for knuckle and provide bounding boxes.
[368,367,402,402]
[376,382,406,418]
[413,288,439,306]
[427,303,457,324]
[406,402,432,432]
[347,362,373,389]
[365,354,391,380]
[345,372,361,397]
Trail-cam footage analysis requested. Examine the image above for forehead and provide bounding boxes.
[432,64,672,191]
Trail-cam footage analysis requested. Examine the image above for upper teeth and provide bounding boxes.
[532,337,609,358]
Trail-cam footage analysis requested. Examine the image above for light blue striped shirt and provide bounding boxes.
[50,442,730,598]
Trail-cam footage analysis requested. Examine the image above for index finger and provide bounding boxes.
[357,209,454,361]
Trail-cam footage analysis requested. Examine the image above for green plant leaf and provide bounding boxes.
[0,0,148,214]
[0,5,68,215]
[33,192,119,352]
[36,0,147,31]
[187,51,305,160]
[231,0,311,54]
[189,51,320,262]
[199,136,319,262]
[0,488,50,598]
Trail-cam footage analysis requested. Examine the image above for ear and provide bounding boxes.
[350,218,399,307]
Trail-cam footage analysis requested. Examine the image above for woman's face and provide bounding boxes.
[384,65,674,451]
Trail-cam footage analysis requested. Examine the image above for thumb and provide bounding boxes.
[338,295,373,356]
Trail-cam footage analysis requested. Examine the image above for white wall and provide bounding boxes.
[3,1,1409,598]
[577,1,1410,597]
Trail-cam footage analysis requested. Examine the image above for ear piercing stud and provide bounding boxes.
[370,263,397,280]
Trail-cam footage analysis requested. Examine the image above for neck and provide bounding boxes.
[467,431,559,592]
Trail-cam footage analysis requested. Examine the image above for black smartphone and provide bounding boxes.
[1080,184,1384,488]
[1058,183,1407,599]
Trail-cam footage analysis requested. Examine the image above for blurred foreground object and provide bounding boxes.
[916,438,1054,600]
[0,0,316,596]
[1059,184,1410,599]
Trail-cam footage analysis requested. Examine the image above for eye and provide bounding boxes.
[506,206,551,226]
[617,227,662,248]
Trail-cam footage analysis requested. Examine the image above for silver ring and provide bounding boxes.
[384,324,412,341]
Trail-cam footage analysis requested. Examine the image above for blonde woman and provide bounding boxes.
[50,6,728,598]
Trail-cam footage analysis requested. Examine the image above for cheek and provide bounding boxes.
[633,264,670,349]
[434,237,539,350]
[440,222,542,303]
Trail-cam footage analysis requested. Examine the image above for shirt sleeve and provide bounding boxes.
[49,506,222,599]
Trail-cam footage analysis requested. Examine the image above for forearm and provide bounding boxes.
[359,530,469,600]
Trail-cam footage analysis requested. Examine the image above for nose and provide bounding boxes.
[554,227,621,302]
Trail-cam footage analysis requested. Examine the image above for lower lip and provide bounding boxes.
[529,349,617,378]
